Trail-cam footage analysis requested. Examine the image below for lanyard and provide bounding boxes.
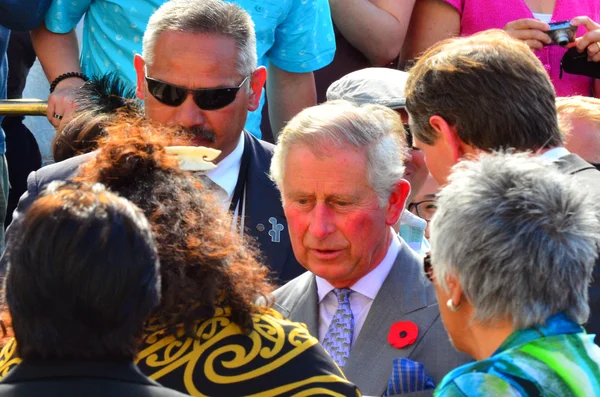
[228,132,251,215]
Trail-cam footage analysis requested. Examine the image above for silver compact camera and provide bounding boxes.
[545,21,578,47]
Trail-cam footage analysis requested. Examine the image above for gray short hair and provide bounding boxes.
[430,152,600,328]
[142,0,257,76]
[270,100,408,206]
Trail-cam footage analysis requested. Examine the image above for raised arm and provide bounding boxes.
[400,0,460,66]
[329,0,417,66]
[30,22,84,129]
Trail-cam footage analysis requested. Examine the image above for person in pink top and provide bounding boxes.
[402,0,600,97]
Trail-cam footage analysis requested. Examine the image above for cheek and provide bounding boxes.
[283,207,308,241]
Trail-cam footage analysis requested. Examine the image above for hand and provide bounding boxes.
[569,16,600,62]
[47,77,85,130]
[503,18,551,50]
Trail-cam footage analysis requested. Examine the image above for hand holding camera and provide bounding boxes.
[569,16,600,63]
[503,18,552,50]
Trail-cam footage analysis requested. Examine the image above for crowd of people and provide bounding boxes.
[0,0,599,396]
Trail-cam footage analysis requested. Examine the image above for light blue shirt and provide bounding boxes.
[45,0,335,138]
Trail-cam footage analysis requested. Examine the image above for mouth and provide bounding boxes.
[310,248,344,260]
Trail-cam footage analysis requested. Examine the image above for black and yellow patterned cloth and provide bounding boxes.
[0,308,360,396]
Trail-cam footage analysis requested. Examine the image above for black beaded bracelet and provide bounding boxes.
[49,72,89,93]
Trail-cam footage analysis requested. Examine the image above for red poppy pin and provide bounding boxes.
[388,321,419,349]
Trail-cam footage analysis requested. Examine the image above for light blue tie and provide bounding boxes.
[322,288,354,368]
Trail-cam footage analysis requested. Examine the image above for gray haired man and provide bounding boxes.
[271,100,469,396]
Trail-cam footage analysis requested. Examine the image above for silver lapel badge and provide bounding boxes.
[268,217,284,243]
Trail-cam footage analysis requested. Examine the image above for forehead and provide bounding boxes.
[282,144,371,193]
[147,31,241,86]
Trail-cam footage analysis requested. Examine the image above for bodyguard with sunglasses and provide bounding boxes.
[7,0,305,284]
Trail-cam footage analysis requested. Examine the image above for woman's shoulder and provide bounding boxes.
[436,372,522,397]
[137,307,359,396]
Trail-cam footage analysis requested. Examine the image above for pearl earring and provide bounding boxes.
[446,298,460,312]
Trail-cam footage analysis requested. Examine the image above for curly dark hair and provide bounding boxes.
[76,115,274,337]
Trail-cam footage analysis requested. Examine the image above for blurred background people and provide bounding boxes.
[403,0,600,97]
[428,152,600,396]
[0,0,52,251]
[313,1,415,104]
[407,174,439,240]
[405,30,600,340]
[326,67,430,255]
[557,95,600,169]
[0,181,187,397]
[271,101,469,396]
[31,0,335,141]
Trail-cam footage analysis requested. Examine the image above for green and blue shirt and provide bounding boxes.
[435,313,600,396]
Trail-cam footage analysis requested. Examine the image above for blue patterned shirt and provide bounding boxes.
[435,313,600,396]
[44,0,335,138]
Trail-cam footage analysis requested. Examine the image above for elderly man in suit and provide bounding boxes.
[405,29,600,342]
[7,0,302,284]
[270,100,469,396]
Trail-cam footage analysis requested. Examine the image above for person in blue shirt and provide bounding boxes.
[30,0,335,140]
[0,0,52,252]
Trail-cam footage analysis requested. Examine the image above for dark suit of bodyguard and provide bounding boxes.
[7,0,305,284]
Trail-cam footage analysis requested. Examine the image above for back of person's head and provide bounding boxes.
[143,0,257,76]
[4,182,160,361]
[271,100,408,206]
[52,73,140,162]
[431,152,600,328]
[556,96,600,164]
[76,116,273,337]
[406,29,563,151]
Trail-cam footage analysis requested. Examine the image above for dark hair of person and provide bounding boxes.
[76,116,274,338]
[405,29,563,151]
[52,73,141,162]
[3,182,161,361]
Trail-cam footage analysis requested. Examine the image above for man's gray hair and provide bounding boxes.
[431,152,600,328]
[270,100,408,206]
[142,0,257,76]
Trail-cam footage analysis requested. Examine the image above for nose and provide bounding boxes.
[308,202,336,240]
[171,94,206,128]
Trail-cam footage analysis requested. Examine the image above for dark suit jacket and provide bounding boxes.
[0,360,187,397]
[272,239,470,397]
[6,131,304,283]
[556,153,600,344]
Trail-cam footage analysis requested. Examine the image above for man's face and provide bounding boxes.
[282,144,407,288]
[134,32,265,162]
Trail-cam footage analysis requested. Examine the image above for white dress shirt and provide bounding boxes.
[539,146,570,162]
[316,229,401,345]
[206,133,244,210]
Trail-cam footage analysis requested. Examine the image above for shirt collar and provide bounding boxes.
[316,228,401,302]
[539,146,570,162]
[206,133,244,200]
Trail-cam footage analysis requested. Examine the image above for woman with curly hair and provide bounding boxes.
[0,115,359,397]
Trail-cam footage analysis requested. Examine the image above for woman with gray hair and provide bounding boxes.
[427,152,600,396]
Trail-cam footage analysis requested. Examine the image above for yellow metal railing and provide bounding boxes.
[0,99,48,116]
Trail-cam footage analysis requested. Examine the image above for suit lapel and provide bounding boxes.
[242,131,294,280]
[287,275,319,336]
[554,153,596,175]
[343,240,436,396]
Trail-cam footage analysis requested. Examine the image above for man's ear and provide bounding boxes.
[247,66,267,111]
[429,115,465,163]
[386,179,411,226]
[133,55,146,100]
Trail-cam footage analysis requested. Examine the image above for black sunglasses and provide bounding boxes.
[145,74,250,110]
